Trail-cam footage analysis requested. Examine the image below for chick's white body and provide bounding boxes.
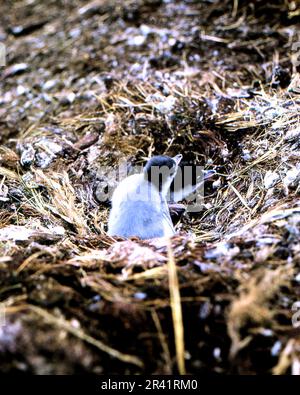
[107,173,174,239]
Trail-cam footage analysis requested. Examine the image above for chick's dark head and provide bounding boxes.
[144,154,182,191]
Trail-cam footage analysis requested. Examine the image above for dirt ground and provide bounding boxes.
[0,0,300,374]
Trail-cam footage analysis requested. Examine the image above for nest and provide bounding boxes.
[0,0,300,374]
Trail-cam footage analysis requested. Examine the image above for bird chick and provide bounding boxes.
[107,154,182,239]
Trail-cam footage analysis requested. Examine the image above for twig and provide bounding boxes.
[28,305,144,368]
[166,238,186,375]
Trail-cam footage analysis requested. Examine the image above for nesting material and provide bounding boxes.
[0,0,300,375]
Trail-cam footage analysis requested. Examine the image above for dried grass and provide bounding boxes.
[0,0,300,374]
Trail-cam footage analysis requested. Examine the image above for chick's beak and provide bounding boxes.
[203,169,216,180]
[173,154,183,165]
